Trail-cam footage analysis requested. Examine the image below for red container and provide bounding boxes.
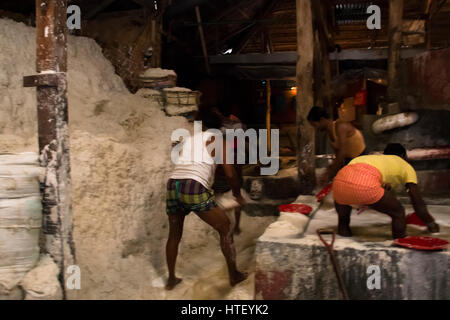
[278,204,313,215]
[406,212,426,226]
[393,236,449,251]
[354,90,368,106]
[316,183,333,202]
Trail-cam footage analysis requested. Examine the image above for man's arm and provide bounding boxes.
[406,183,439,233]
[327,122,351,177]
[221,140,245,205]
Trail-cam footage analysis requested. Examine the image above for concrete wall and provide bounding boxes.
[255,237,450,300]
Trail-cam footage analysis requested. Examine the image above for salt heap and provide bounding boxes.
[0,18,188,299]
[0,18,272,300]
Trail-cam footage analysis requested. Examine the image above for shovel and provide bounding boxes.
[298,183,333,237]
[317,228,349,300]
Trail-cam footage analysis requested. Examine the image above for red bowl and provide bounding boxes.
[278,204,313,215]
[393,236,449,251]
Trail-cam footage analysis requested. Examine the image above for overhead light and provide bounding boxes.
[222,48,233,55]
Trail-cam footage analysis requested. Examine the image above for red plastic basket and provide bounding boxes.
[393,236,449,251]
[406,212,426,226]
[278,204,313,215]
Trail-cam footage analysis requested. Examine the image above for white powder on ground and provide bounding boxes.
[0,19,274,300]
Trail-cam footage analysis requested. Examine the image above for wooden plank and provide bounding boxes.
[195,6,211,75]
[296,0,316,194]
[387,0,404,103]
[209,48,425,64]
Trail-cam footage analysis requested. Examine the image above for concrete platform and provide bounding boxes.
[255,195,450,300]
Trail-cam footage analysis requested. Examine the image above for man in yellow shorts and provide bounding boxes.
[332,143,440,239]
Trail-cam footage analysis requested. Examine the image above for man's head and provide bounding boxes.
[384,143,407,159]
[195,106,223,130]
[307,106,330,131]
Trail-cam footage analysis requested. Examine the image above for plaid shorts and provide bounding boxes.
[166,179,217,215]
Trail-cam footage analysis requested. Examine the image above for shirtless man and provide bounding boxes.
[307,106,367,183]
[165,108,247,290]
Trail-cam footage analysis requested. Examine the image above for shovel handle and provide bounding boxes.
[317,228,336,249]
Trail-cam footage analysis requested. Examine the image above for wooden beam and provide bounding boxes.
[312,0,335,50]
[166,0,210,18]
[296,0,316,194]
[266,80,272,153]
[27,0,75,299]
[85,0,118,20]
[195,6,211,75]
[209,48,425,65]
[387,0,404,103]
[210,0,253,22]
[235,0,278,54]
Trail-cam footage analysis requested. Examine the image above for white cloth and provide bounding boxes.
[170,131,217,190]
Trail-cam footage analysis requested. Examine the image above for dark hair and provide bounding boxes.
[384,143,407,158]
[195,106,223,130]
[307,106,329,122]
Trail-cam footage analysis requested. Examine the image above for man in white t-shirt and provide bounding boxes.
[165,108,247,290]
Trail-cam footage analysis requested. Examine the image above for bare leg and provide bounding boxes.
[335,201,353,237]
[370,191,406,239]
[196,206,247,286]
[165,212,185,290]
[233,207,242,235]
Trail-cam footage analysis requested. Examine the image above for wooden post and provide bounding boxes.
[151,18,157,67]
[296,0,316,194]
[150,15,163,68]
[195,5,211,75]
[266,80,272,154]
[312,0,333,116]
[387,0,404,103]
[23,0,75,299]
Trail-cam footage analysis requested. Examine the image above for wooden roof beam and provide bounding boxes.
[84,0,118,20]
[235,0,279,54]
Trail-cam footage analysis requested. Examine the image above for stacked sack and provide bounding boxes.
[0,153,43,299]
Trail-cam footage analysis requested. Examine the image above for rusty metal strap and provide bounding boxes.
[23,73,64,87]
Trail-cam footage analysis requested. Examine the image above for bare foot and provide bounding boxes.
[230,271,248,287]
[338,226,352,237]
[427,222,440,234]
[165,277,182,290]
